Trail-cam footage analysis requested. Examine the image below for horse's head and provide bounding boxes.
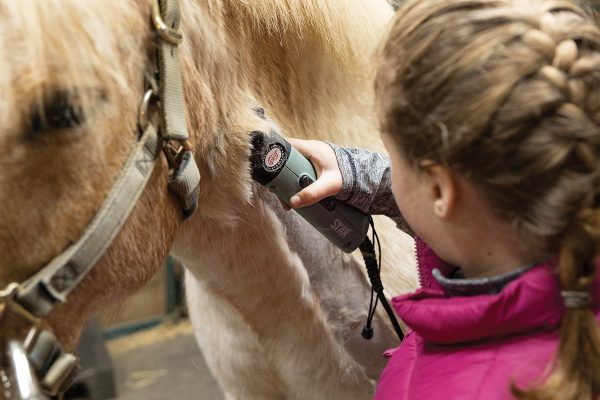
[0,0,182,347]
[0,0,395,350]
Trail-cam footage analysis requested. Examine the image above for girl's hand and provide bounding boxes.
[287,138,343,208]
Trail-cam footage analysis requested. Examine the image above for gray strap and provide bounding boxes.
[158,0,188,141]
[156,0,201,218]
[168,151,200,219]
[17,125,161,316]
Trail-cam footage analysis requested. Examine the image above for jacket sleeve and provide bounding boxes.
[329,143,412,235]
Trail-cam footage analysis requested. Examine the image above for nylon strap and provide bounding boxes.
[156,0,201,218]
[17,125,161,316]
[168,151,200,219]
[158,0,188,141]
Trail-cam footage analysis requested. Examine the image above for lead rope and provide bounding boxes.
[359,217,404,342]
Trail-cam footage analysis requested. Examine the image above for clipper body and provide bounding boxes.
[250,130,369,253]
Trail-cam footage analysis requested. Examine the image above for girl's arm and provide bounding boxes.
[288,138,410,233]
[329,144,410,233]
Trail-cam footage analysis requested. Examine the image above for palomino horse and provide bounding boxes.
[0,0,417,398]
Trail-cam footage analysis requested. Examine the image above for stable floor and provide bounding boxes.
[108,321,224,400]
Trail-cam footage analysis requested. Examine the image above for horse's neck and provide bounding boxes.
[175,0,415,303]
[171,0,410,386]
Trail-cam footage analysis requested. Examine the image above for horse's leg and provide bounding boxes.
[173,189,375,400]
[185,271,287,400]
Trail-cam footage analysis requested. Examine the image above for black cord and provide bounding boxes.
[359,218,404,342]
[363,222,379,338]
[363,224,378,337]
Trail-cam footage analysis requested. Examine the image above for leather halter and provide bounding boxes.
[0,0,199,397]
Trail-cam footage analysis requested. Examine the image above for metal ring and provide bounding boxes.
[138,89,156,133]
[0,283,21,298]
[7,341,47,400]
[152,0,183,45]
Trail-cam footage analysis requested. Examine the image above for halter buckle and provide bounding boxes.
[152,0,183,45]
[0,284,79,399]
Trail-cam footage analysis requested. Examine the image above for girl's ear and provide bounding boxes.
[424,165,456,219]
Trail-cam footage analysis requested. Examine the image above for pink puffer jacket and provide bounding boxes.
[374,237,600,400]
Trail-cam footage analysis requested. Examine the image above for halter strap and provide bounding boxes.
[155,0,201,219]
[155,0,187,141]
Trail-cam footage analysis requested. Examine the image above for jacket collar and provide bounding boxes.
[393,263,565,344]
[395,238,571,345]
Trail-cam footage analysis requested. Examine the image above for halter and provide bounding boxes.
[0,0,199,397]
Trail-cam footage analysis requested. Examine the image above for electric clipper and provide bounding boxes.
[249,130,370,253]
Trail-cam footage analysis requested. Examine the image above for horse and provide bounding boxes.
[0,0,417,398]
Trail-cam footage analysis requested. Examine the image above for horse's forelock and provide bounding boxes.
[1,0,148,131]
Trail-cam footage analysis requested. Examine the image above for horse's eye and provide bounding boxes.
[28,91,85,138]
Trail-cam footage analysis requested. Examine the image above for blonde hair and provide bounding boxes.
[376,0,600,398]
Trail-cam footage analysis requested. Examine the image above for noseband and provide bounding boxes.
[0,0,199,397]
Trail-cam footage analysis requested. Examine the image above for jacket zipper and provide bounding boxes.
[415,239,424,288]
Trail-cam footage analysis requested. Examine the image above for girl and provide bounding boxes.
[288,0,600,398]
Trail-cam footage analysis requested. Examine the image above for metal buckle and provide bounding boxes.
[1,284,45,399]
[163,139,191,173]
[0,284,40,333]
[138,86,190,172]
[5,341,47,400]
[152,0,183,45]
[0,284,78,399]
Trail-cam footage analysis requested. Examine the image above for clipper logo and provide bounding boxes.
[331,219,352,239]
[264,144,285,171]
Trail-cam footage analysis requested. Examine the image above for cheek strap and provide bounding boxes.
[16,124,161,317]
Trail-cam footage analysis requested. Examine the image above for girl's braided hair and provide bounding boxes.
[376,1,600,398]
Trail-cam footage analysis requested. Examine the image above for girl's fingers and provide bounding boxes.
[283,137,343,208]
[290,171,341,208]
[289,139,329,169]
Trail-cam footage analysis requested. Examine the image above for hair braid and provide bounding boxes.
[503,14,600,400]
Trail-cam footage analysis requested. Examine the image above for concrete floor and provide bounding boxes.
[108,321,224,400]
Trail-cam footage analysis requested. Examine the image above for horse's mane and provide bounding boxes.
[228,0,393,69]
